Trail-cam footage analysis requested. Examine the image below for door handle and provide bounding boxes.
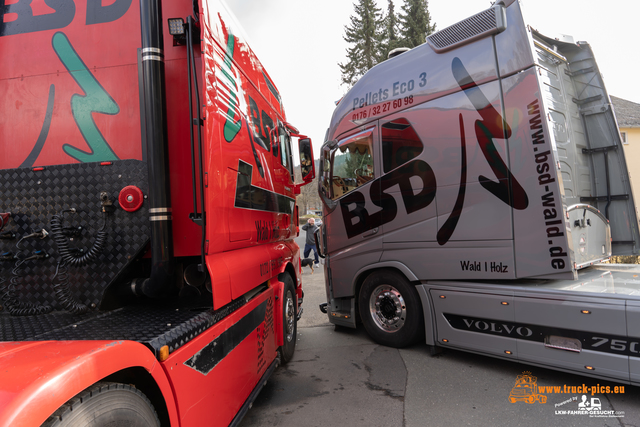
[363,227,379,238]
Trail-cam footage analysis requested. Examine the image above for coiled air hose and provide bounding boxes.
[50,209,109,314]
[1,255,53,316]
[51,209,108,268]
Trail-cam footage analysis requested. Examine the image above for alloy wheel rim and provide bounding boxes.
[285,290,295,342]
[369,284,406,333]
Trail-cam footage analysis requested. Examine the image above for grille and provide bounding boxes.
[428,5,506,53]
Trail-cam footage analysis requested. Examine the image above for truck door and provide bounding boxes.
[378,85,517,280]
[377,117,437,245]
[319,127,382,298]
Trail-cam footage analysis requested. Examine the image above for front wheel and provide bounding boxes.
[43,382,160,427]
[359,270,424,348]
[279,273,297,364]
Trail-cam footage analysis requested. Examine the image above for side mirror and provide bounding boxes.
[299,138,315,182]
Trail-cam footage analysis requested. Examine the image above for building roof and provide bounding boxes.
[611,96,640,128]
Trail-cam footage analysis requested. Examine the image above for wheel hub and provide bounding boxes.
[285,291,295,343]
[369,285,406,333]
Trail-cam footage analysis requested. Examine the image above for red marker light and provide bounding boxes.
[118,186,144,212]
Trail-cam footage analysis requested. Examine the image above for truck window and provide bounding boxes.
[381,118,423,173]
[278,122,293,180]
[327,129,374,200]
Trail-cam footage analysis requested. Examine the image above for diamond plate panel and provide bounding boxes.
[0,161,150,312]
[0,298,246,356]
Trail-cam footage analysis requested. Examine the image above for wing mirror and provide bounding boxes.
[298,138,315,183]
[286,123,315,194]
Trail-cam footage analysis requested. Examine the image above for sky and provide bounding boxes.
[223,0,640,160]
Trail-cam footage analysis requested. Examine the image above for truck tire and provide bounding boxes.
[43,382,160,427]
[359,270,424,348]
[280,273,297,364]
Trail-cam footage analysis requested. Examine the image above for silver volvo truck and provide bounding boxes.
[317,0,640,384]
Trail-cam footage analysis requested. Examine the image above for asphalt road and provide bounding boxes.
[239,235,640,426]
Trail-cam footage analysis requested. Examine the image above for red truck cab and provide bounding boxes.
[0,1,314,425]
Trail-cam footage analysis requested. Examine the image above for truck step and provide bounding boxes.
[0,298,246,358]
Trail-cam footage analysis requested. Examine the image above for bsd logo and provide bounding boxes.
[1,0,132,37]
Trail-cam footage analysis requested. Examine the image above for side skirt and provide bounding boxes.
[229,355,281,427]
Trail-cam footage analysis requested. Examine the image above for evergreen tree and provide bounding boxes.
[339,0,384,88]
[381,0,401,59]
[398,0,436,49]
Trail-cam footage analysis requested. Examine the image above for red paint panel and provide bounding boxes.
[162,289,277,427]
[0,0,143,169]
[0,340,178,427]
[162,0,205,257]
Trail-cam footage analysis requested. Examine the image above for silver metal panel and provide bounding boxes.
[354,261,419,283]
[627,300,640,338]
[380,215,438,244]
[323,134,384,298]
[533,34,592,208]
[327,37,498,142]
[517,341,629,382]
[381,245,515,281]
[626,301,640,383]
[510,266,640,297]
[376,82,515,276]
[630,358,640,385]
[436,180,513,241]
[430,290,514,320]
[514,297,626,336]
[329,235,383,299]
[416,285,436,346]
[430,289,516,356]
[501,69,575,280]
[327,297,357,328]
[437,331,518,359]
[494,0,535,78]
[567,204,611,268]
[535,33,640,255]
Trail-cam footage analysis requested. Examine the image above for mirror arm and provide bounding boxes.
[284,122,299,135]
[293,179,314,195]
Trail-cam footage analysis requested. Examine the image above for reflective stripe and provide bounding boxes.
[149,207,172,213]
[142,47,163,55]
[142,55,164,62]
